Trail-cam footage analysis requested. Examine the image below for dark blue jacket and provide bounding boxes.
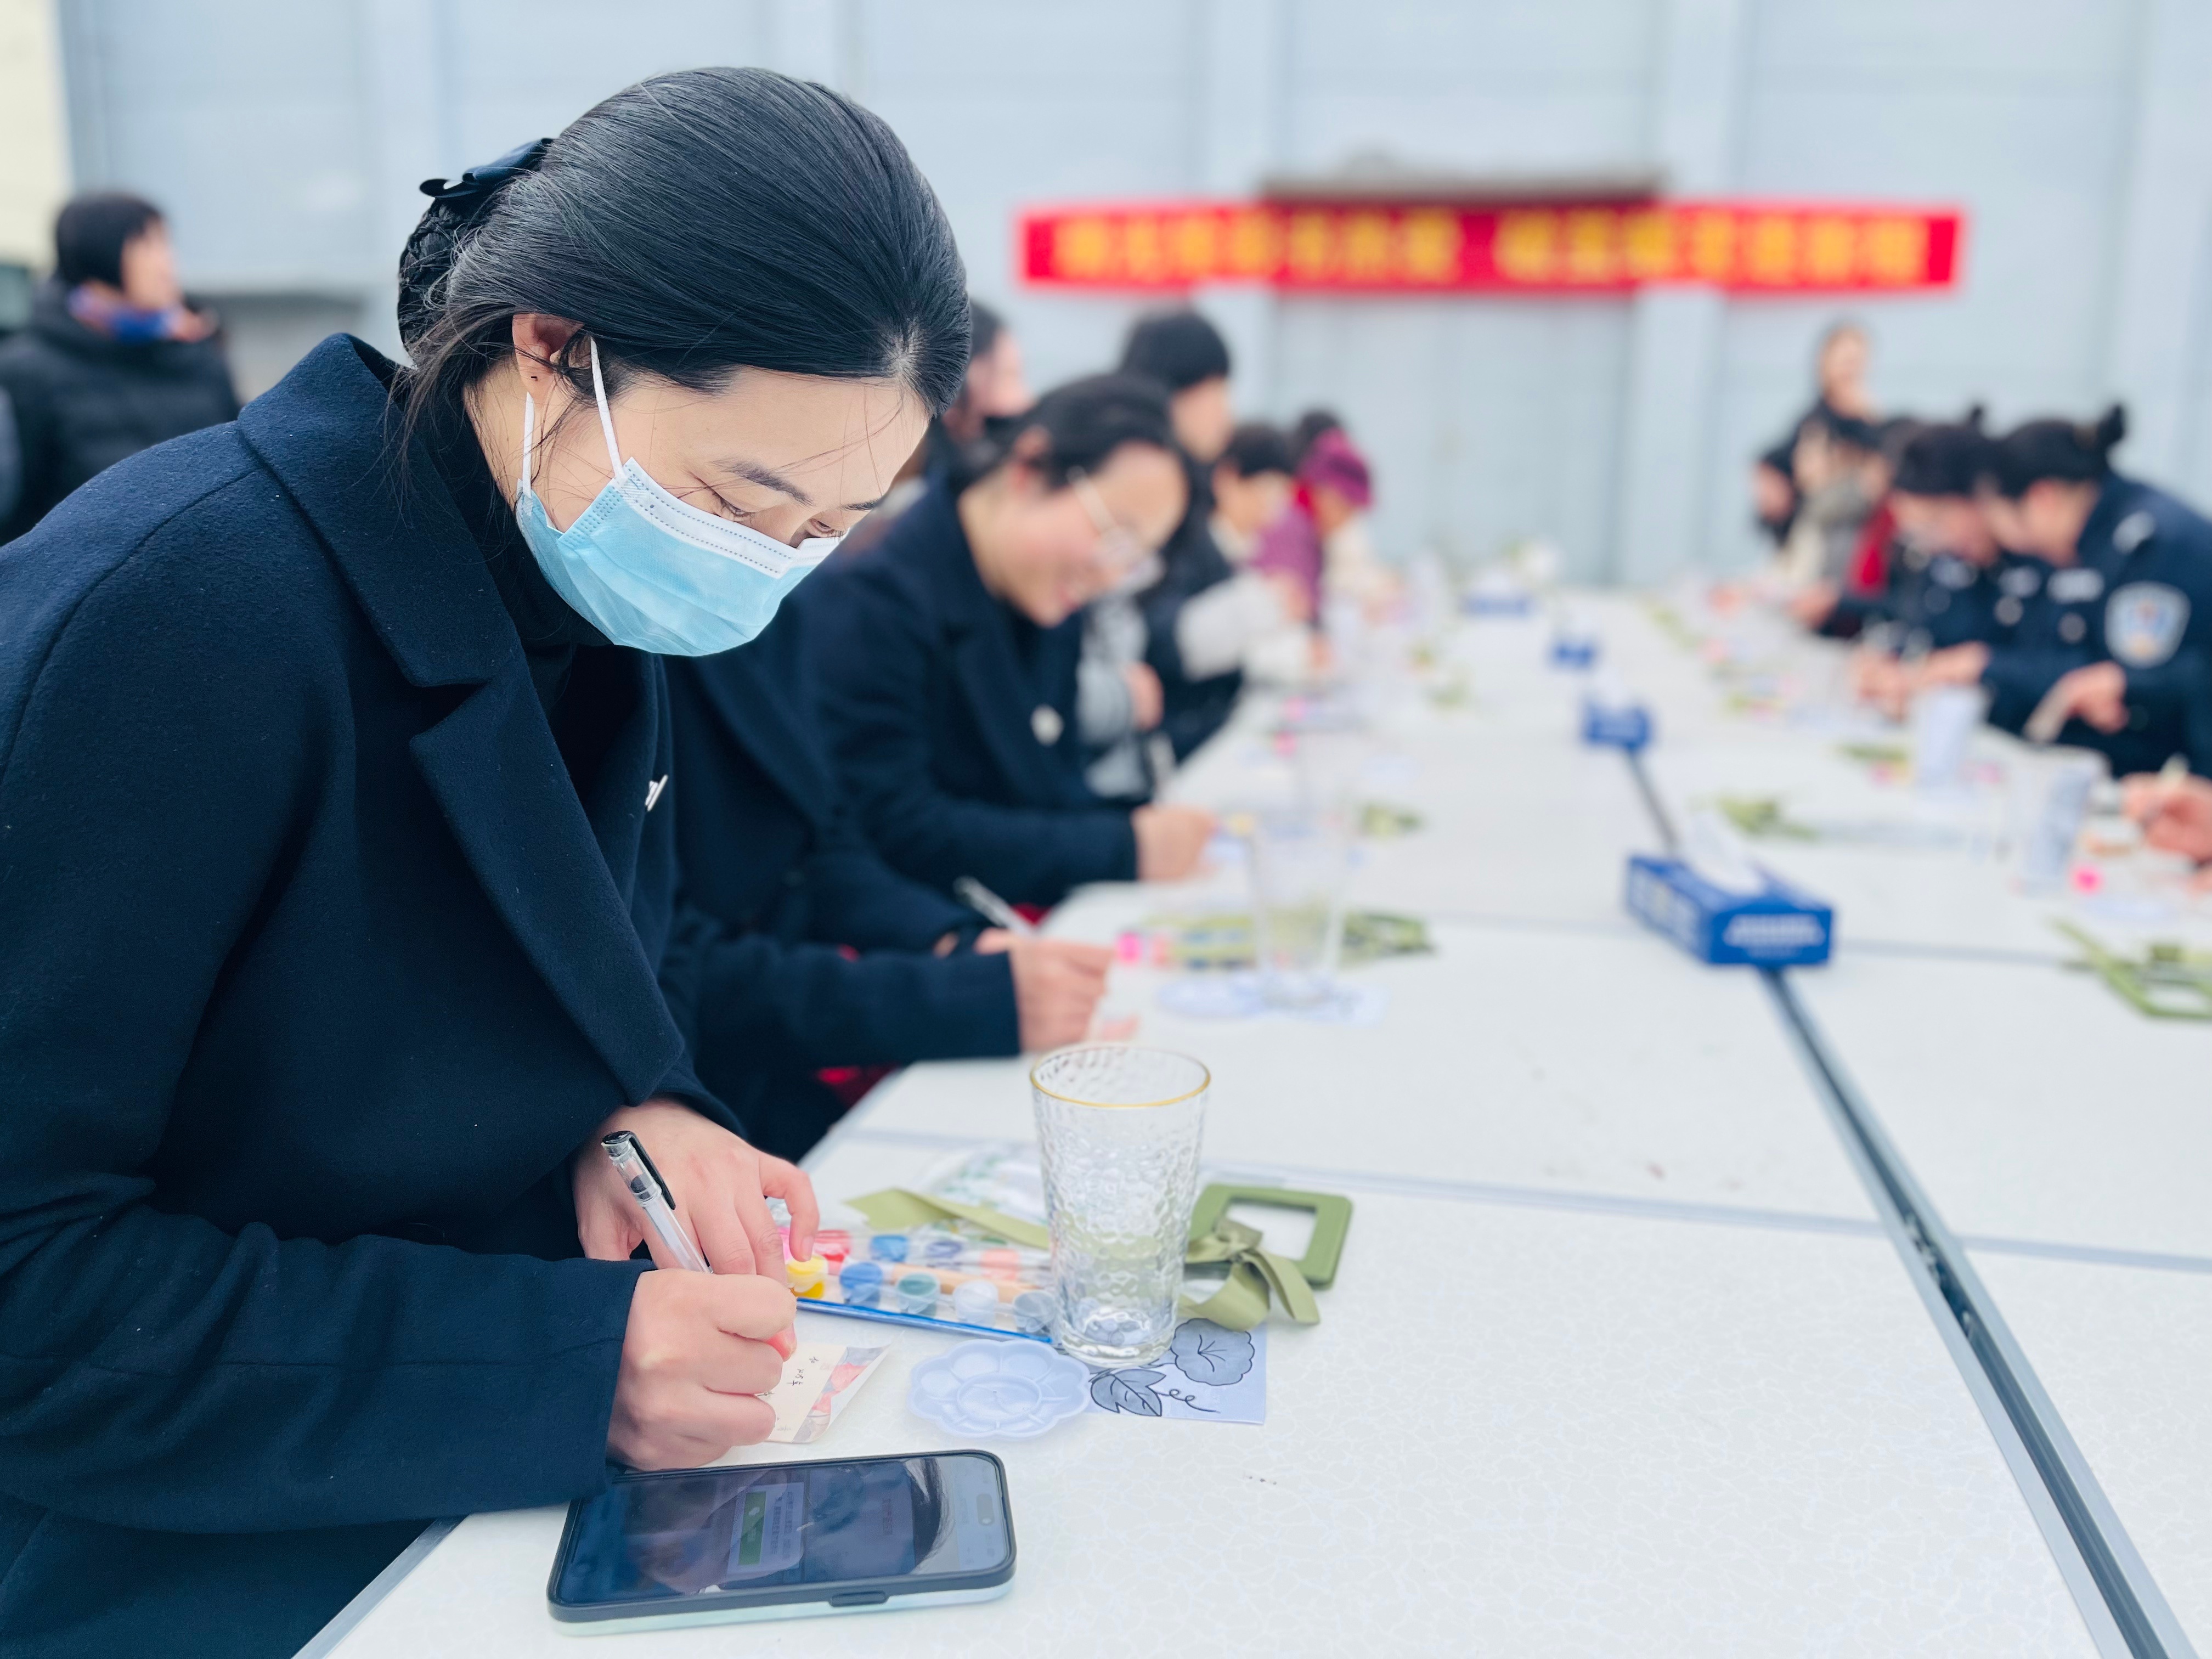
[1831,546,2021,653]
[0,337,717,1658]
[1141,454,1243,759]
[662,611,1019,1160]
[1983,475,2212,774]
[805,478,1138,907]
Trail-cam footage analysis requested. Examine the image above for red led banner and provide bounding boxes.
[1019,200,1963,294]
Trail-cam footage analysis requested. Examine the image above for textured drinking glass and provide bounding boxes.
[1249,806,1353,1006]
[1030,1047,1209,1368]
[2011,747,2105,892]
[1911,684,1988,794]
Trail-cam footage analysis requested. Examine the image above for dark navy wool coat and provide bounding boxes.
[662,609,1019,1161]
[804,478,1139,907]
[0,337,723,1658]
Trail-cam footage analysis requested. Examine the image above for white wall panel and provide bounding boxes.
[49,0,2212,579]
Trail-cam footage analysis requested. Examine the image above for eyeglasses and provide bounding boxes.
[1069,470,1151,575]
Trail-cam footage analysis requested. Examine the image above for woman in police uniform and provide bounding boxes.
[1915,407,2212,775]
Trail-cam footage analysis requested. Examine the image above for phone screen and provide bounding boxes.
[554,1454,1011,1609]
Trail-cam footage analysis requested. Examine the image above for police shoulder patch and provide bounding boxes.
[2106,582,2191,668]
[2112,509,2157,554]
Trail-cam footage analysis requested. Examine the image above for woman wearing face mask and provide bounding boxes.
[807,375,1217,909]
[0,69,965,1659]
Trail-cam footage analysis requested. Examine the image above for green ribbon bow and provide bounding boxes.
[1179,1217,1320,1331]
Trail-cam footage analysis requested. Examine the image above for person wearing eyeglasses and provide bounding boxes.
[804,373,1216,909]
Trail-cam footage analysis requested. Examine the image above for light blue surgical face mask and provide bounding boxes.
[514,337,842,656]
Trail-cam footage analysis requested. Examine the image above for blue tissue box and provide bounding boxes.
[1550,637,1600,669]
[1624,855,1833,966]
[1581,698,1652,751]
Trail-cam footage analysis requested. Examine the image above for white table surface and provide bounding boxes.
[330,1133,2097,1658]
[1970,1250,2212,1652]
[308,589,2192,1656]
[861,905,1877,1228]
[1792,951,2212,1261]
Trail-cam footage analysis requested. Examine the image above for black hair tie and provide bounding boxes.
[419,137,552,215]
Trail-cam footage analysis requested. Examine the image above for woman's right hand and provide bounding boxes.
[1132,803,1217,882]
[607,1269,798,1470]
[2124,771,2212,864]
[978,932,1114,1049]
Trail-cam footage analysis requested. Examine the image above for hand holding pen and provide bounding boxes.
[573,1099,818,1274]
[593,1120,805,1469]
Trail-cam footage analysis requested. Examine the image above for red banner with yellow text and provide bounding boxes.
[1019,200,1962,294]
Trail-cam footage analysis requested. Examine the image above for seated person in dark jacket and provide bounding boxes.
[1911,408,2212,775]
[663,604,1112,1161]
[0,191,239,542]
[1120,310,1250,759]
[1839,417,2027,709]
[806,373,1216,908]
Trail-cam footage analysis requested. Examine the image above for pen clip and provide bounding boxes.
[602,1130,675,1210]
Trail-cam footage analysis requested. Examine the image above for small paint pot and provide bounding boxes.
[785,1255,827,1299]
[813,1228,851,1267]
[896,1272,940,1316]
[951,1280,1001,1324]
[838,1261,884,1306]
[979,1246,1022,1281]
[1012,1290,1056,1335]
[922,1236,962,1266]
[869,1233,909,1263]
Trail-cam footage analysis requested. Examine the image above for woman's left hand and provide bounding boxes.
[574,1099,819,1276]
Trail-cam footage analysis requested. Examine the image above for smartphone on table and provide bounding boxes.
[547,1452,1015,1633]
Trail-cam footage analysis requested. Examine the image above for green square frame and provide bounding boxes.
[1188,1184,1354,1288]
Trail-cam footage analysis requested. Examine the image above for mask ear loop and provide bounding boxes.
[586,335,623,480]
[519,389,537,495]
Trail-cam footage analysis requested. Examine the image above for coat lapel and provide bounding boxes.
[239,336,683,1102]
[950,611,1075,804]
[907,484,1079,807]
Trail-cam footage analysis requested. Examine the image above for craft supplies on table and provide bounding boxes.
[1116,910,1432,974]
[906,1340,1090,1439]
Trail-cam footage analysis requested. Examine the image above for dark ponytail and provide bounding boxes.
[1891,405,1994,499]
[394,67,968,449]
[946,373,1178,494]
[1990,404,2126,498]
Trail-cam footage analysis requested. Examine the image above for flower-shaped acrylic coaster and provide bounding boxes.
[907,1339,1090,1439]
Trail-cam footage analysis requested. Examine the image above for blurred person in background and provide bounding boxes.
[1749,322,1875,574]
[842,296,1030,553]
[1117,309,1245,760]
[663,600,1111,1164]
[1841,416,2030,710]
[0,67,969,1657]
[1291,406,1342,461]
[1254,425,1374,620]
[806,373,1215,909]
[1776,410,1886,594]
[1173,421,1313,682]
[1750,436,1799,550]
[1914,408,2212,774]
[0,193,238,542]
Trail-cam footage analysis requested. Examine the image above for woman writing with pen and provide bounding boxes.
[0,70,967,1659]
[804,374,1218,909]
